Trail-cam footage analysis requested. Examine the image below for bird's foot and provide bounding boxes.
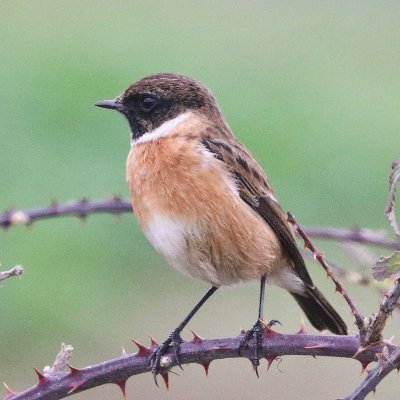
[239,319,265,376]
[150,327,183,386]
[239,319,281,377]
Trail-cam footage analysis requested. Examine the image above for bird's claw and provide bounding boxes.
[239,319,265,376]
[150,328,183,386]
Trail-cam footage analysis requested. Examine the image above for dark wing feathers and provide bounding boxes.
[201,136,348,335]
[201,137,314,287]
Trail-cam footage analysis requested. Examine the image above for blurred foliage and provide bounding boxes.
[1,1,399,399]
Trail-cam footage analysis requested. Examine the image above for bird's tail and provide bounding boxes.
[291,286,347,335]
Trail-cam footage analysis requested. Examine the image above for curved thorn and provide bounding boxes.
[67,364,81,376]
[199,361,211,377]
[265,355,277,371]
[33,367,47,385]
[3,382,15,396]
[297,318,307,334]
[190,330,204,344]
[160,372,169,390]
[149,335,158,348]
[360,360,371,374]
[67,381,85,395]
[114,380,127,399]
[131,338,151,357]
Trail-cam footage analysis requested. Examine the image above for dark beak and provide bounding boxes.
[94,99,121,110]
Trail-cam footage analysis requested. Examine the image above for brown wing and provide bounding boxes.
[201,137,314,287]
[201,136,347,335]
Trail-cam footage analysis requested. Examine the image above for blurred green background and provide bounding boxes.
[1,1,399,399]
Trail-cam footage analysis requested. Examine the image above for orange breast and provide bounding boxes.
[126,116,285,285]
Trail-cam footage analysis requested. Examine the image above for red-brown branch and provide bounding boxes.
[363,278,400,344]
[345,346,400,400]
[2,332,393,400]
[287,213,366,337]
[1,198,399,251]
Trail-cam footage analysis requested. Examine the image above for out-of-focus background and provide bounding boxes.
[1,1,399,399]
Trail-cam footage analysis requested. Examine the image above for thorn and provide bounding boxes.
[359,360,371,374]
[240,326,245,335]
[149,335,158,348]
[297,319,307,334]
[199,361,211,376]
[112,194,122,202]
[3,383,15,396]
[304,343,328,349]
[67,364,81,376]
[121,346,127,356]
[261,321,281,337]
[160,372,169,390]
[131,338,151,357]
[334,283,342,293]
[352,345,368,359]
[50,199,59,207]
[265,355,277,371]
[326,271,333,279]
[67,381,85,394]
[33,367,47,385]
[78,198,89,221]
[211,344,228,352]
[190,330,204,344]
[114,380,127,399]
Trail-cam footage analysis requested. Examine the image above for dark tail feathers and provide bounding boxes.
[291,286,347,335]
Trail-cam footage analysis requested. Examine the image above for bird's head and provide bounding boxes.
[95,73,222,142]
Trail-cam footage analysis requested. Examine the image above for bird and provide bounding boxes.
[95,72,347,380]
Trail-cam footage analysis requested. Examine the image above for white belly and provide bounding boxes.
[143,214,220,285]
[144,215,190,271]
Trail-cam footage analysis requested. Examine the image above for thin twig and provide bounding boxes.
[2,332,391,400]
[1,198,400,251]
[304,226,400,250]
[0,265,24,282]
[303,252,372,286]
[0,197,132,228]
[345,346,400,400]
[363,278,400,344]
[287,213,366,336]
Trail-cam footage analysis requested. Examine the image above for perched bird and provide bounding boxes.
[95,73,347,379]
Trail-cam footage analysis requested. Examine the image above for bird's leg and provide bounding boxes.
[239,274,267,376]
[151,286,218,385]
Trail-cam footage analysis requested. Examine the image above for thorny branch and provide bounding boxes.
[287,212,366,338]
[2,157,400,400]
[363,278,400,344]
[2,332,394,400]
[1,198,400,250]
[345,346,400,400]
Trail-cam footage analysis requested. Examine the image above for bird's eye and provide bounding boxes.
[140,96,158,112]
